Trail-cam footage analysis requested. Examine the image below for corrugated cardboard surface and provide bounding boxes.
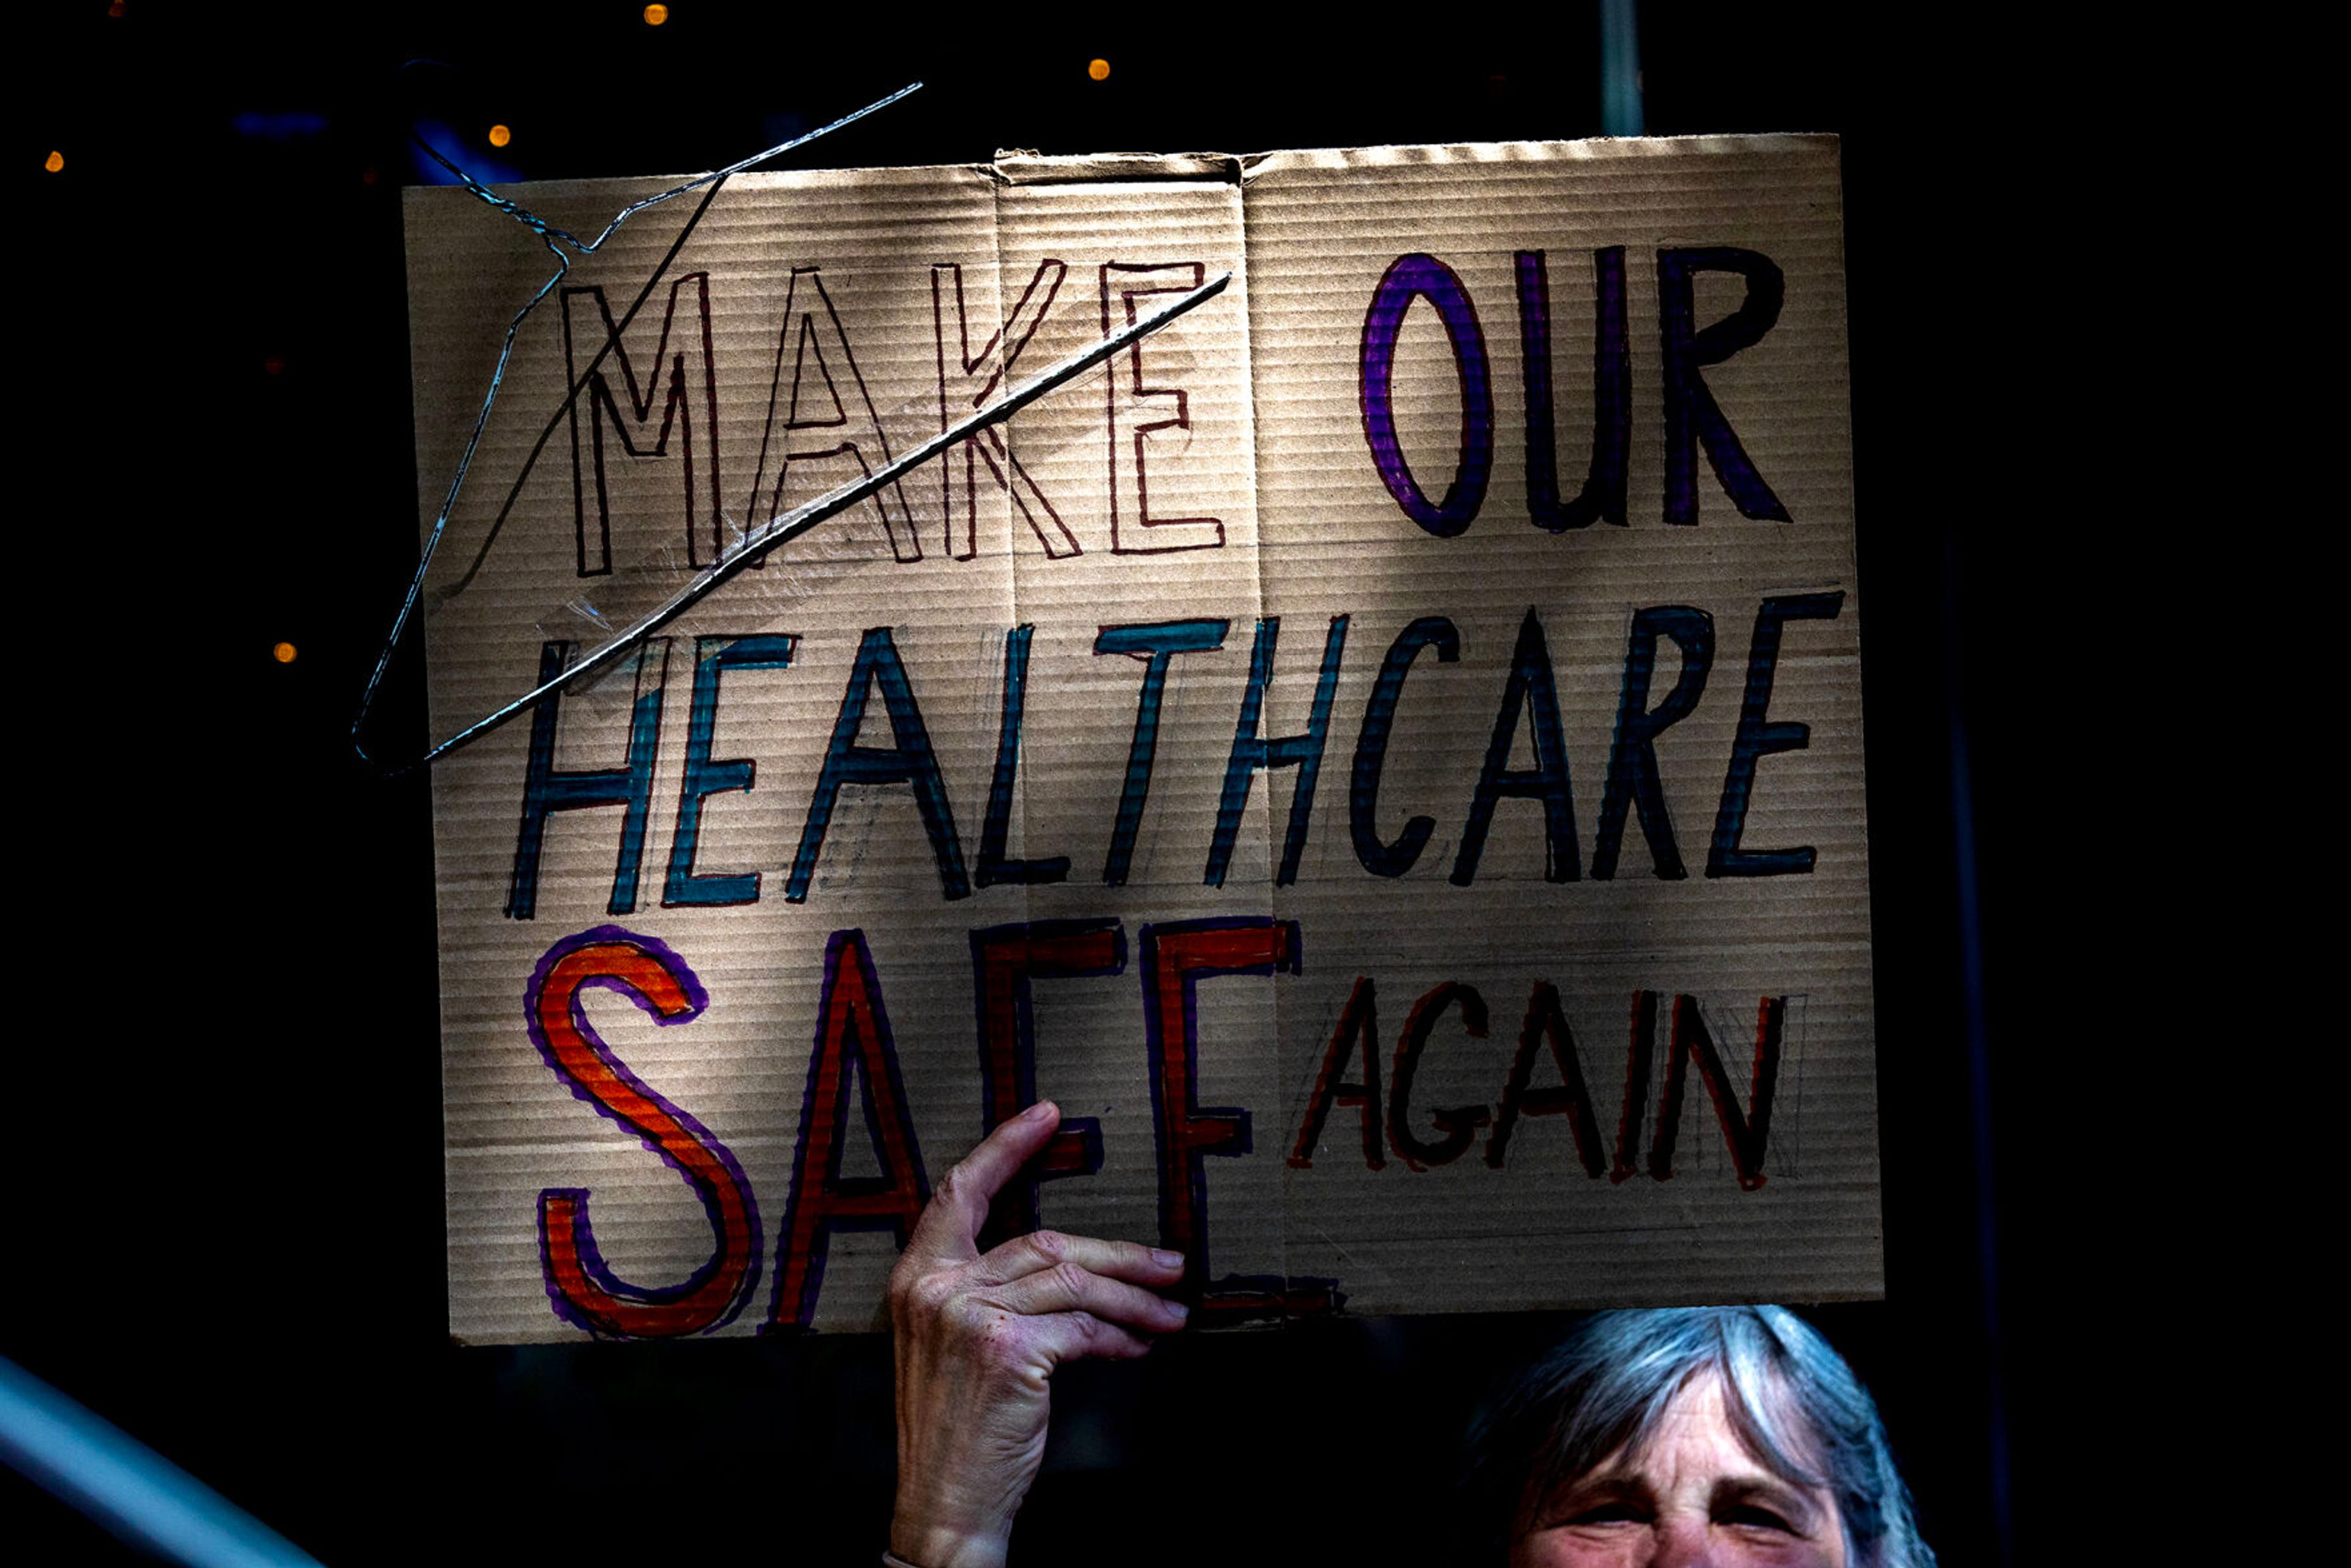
[407,136,1877,1343]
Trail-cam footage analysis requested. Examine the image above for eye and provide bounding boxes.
[1718,1502,1798,1533]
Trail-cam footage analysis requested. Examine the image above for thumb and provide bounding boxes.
[904,1100,1062,1264]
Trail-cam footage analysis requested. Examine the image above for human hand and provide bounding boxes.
[887,1101,1188,1568]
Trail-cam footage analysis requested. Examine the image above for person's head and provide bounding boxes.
[1457,1308,1933,1568]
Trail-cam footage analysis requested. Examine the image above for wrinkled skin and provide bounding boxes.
[1512,1372,1850,1568]
[888,1101,1190,1568]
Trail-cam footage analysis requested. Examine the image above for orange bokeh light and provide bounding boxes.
[644,4,670,23]
[1088,58,1110,81]
[272,642,298,665]
[488,124,512,148]
[44,150,64,173]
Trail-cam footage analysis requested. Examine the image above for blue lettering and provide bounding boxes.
[977,625,1070,888]
[664,634,796,907]
[508,639,670,920]
[1093,620,1228,887]
[786,628,970,902]
[1708,593,1843,877]
[1452,607,1580,886]
[1206,615,1349,887]
[1350,617,1460,879]
[1592,607,1713,880]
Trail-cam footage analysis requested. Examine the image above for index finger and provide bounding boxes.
[904,1100,1062,1264]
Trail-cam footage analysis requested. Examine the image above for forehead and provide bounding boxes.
[1613,1368,1826,1487]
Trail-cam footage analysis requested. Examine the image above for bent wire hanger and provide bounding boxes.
[411,271,1230,773]
[358,84,1228,778]
[353,84,921,771]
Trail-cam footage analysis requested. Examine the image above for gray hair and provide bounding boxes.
[1456,1307,1935,1568]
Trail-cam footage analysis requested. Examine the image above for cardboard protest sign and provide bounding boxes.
[407,135,1875,1343]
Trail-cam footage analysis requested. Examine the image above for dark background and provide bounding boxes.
[11,4,2174,1563]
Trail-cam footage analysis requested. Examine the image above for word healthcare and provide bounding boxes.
[411,137,1882,1342]
[503,593,1848,921]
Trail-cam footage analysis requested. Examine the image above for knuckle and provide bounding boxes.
[942,1293,992,1337]
[910,1274,961,1319]
[1048,1261,1092,1300]
[1026,1229,1068,1263]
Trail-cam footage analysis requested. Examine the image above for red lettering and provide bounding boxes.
[1288,975,1385,1171]
[530,927,759,1338]
[767,929,930,1330]
[746,268,922,562]
[1487,981,1607,1176]
[932,260,1076,558]
[969,918,1123,1244]
[1612,989,1661,1183]
[1140,918,1303,1311]
[1387,980,1491,1169]
[1103,261,1223,553]
[561,274,725,574]
[1648,994,1783,1190]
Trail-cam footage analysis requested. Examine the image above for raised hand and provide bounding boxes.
[887,1101,1189,1568]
